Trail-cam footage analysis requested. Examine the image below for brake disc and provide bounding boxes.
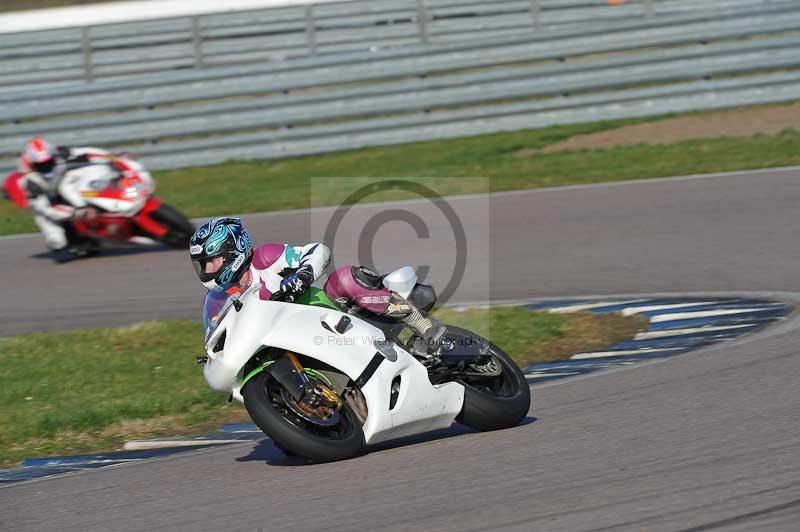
[280,387,342,427]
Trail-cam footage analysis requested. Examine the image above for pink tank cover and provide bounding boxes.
[324,265,391,314]
[252,243,287,299]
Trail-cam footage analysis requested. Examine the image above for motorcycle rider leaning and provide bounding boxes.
[17,137,113,263]
[189,217,447,356]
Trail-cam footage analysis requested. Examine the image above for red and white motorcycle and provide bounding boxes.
[3,156,194,252]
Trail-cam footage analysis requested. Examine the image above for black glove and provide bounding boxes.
[274,266,314,302]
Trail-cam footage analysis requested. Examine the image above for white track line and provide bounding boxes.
[545,300,649,313]
[123,439,246,450]
[619,301,721,316]
[570,347,684,360]
[650,306,784,322]
[525,371,580,379]
[634,323,757,340]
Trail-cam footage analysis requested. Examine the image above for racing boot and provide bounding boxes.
[52,242,99,263]
[385,292,447,355]
[51,246,77,264]
[71,241,100,259]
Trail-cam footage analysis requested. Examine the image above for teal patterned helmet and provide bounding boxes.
[189,217,254,291]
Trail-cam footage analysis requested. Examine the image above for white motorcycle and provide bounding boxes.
[199,268,531,461]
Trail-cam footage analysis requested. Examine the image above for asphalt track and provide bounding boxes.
[2,167,800,531]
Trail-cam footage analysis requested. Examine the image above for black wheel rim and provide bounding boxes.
[259,376,356,442]
[446,331,522,399]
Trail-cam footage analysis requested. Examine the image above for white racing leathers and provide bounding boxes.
[25,173,76,250]
[20,146,112,251]
[248,242,332,298]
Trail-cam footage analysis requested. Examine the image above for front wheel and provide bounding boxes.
[242,372,365,462]
[447,326,531,431]
[149,203,195,249]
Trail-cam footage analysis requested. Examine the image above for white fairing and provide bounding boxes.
[58,159,153,216]
[382,266,418,298]
[202,287,464,445]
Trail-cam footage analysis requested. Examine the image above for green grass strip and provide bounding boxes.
[0,306,643,467]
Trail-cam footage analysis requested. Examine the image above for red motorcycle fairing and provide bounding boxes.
[3,172,28,208]
[133,197,168,237]
[72,214,135,241]
[71,197,169,241]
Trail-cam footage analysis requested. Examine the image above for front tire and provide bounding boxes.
[149,203,194,249]
[448,326,531,431]
[242,372,365,462]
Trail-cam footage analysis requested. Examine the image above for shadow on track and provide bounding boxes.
[236,416,537,467]
[30,244,178,262]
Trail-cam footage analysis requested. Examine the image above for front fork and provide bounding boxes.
[270,352,343,409]
[269,352,310,401]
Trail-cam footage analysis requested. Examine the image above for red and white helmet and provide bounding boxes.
[21,136,57,175]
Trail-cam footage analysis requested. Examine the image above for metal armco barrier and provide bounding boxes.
[0,0,797,173]
[0,0,780,86]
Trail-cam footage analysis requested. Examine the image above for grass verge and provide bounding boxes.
[434,307,647,367]
[0,306,645,467]
[3,116,800,236]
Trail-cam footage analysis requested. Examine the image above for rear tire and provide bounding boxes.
[242,372,365,462]
[149,204,194,249]
[448,326,531,431]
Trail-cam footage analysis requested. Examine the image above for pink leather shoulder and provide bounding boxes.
[252,243,286,269]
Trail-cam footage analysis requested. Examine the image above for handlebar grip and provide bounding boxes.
[268,290,287,302]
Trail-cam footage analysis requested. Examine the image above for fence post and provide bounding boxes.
[416,0,430,45]
[305,5,317,55]
[80,26,94,82]
[644,0,654,18]
[191,16,204,68]
[530,0,541,29]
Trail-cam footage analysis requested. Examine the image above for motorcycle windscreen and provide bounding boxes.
[202,289,233,342]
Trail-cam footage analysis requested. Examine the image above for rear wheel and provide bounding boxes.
[446,326,531,431]
[242,371,365,462]
[149,204,194,249]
